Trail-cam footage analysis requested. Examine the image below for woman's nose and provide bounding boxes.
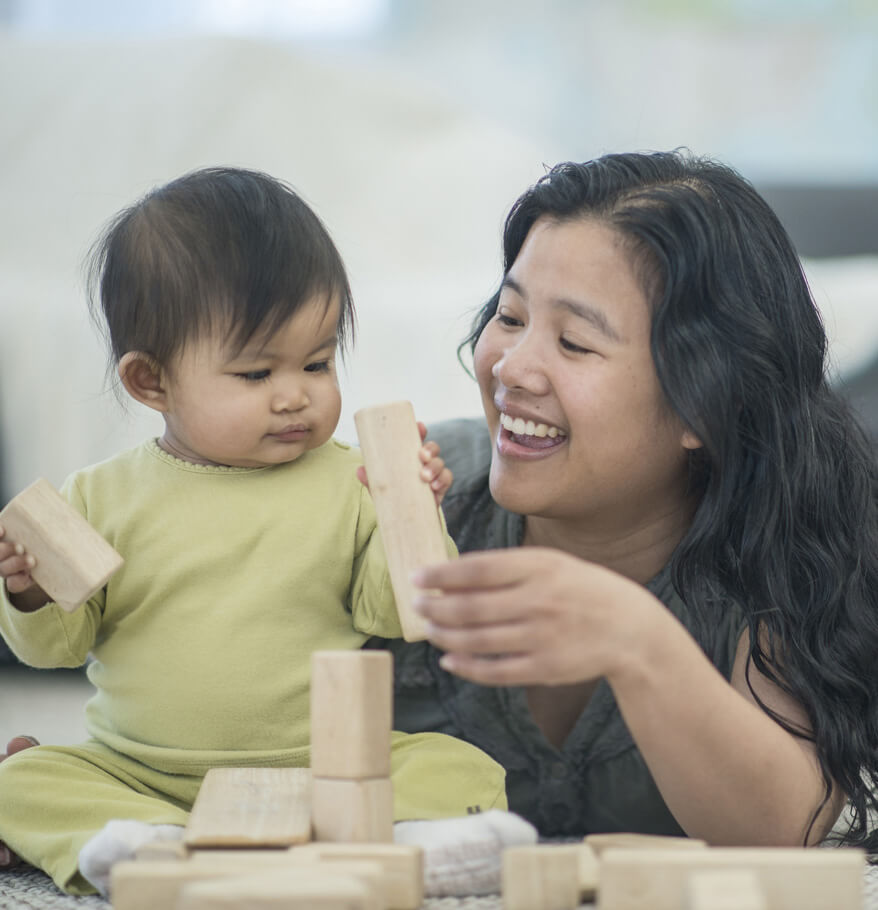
[492,336,551,395]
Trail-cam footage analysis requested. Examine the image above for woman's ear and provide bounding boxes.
[681,428,703,451]
[118,352,169,412]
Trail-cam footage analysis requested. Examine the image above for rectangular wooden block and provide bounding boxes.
[502,844,581,910]
[584,832,708,857]
[354,400,451,641]
[596,847,864,910]
[111,859,292,910]
[310,650,392,779]
[311,776,394,844]
[184,767,312,848]
[178,867,380,909]
[686,869,767,910]
[0,477,123,611]
[134,839,190,862]
[288,843,424,910]
[578,842,599,901]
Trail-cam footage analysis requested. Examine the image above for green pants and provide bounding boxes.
[0,732,507,895]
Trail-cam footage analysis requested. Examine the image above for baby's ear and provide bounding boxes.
[118,352,168,412]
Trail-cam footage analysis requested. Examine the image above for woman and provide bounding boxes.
[380,149,878,850]
[4,150,878,862]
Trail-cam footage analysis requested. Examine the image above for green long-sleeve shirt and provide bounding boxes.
[0,438,413,775]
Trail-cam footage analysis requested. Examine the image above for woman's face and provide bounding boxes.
[473,216,699,533]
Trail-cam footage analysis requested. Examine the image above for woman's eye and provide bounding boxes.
[305,360,332,373]
[496,312,522,328]
[236,370,271,382]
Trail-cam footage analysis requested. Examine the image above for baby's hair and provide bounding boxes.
[86,166,354,381]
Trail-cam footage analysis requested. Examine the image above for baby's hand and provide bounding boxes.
[419,439,452,506]
[0,524,37,595]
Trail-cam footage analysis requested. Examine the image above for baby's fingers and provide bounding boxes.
[0,541,37,593]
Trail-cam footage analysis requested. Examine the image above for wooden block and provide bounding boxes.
[596,847,864,910]
[686,869,767,910]
[311,776,394,843]
[501,844,581,910]
[111,860,290,910]
[310,650,392,780]
[134,839,190,862]
[0,477,123,611]
[577,842,599,901]
[353,400,450,641]
[584,832,708,857]
[178,867,381,909]
[288,843,423,910]
[184,767,312,848]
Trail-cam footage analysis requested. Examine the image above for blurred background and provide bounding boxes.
[0,0,877,708]
[1,0,877,501]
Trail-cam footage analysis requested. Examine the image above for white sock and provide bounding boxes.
[78,820,185,898]
[393,809,537,896]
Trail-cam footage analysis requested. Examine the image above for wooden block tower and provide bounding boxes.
[309,649,394,843]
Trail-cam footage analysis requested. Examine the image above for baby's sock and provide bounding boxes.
[393,809,537,896]
[78,819,185,898]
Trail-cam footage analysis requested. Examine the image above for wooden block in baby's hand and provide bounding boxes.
[310,650,392,779]
[183,767,312,848]
[354,400,450,641]
[0,477,123,611]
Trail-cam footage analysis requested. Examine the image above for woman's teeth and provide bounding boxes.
[499,413,566,439]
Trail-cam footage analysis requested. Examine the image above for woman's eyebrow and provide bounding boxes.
[501,276,623,343]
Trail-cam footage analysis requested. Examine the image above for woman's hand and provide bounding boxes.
[412,547,664,686]
[0,736,39,868]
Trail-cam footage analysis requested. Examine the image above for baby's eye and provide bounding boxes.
[560,337,591,355]
[236,369,271,382]
[305,360,332,373]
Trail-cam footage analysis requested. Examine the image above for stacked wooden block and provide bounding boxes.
[110,650,423,909]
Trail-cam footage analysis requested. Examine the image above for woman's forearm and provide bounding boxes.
[608,610,842,846]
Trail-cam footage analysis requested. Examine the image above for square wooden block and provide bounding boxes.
[311,776,394,844]
[502,844,581,910]
[310,650,392,780]
[0,477,123,611]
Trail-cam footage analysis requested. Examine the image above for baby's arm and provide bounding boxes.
[0,525,50,612]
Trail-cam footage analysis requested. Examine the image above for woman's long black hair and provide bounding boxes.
[464,150,878,851]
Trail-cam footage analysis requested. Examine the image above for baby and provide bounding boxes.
[0,167,533,898]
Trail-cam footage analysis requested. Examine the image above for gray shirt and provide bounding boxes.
[368,417,746,838]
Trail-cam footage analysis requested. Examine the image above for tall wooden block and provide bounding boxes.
[584,832,708,857]
[311,776,394,843]
[0,477,123,611]
[184,767,312,848]
[288,843,423,910]
[178,867,380,910]
[354,400,450,641]
[686,869,768,910]
[578,843,600,901]
[501,844,581,910]
[596,847,864,910]
[310,650,392,779]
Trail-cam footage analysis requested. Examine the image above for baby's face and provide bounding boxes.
[158,296,342,468]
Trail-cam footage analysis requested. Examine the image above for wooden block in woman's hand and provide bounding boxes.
[0,477,123,611]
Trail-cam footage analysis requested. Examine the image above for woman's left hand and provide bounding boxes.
[413,547,664,687]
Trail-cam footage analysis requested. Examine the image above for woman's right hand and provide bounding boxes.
[0,736,39,868]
